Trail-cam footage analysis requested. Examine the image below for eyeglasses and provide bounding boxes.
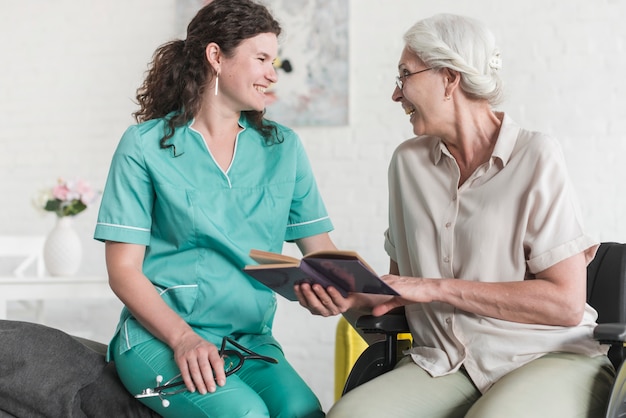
[395,68,432,90]
[135,337,278,407]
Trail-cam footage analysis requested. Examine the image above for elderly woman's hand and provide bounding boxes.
[370,274,436,316]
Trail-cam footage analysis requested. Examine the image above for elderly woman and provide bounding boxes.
[296,13,615,418]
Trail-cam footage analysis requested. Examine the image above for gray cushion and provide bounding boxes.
[0,320,159,418]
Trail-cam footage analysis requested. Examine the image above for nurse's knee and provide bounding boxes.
[270,391,324,418]
[228,405,271,418]
[275,402,324,418]
[187,393,271,418]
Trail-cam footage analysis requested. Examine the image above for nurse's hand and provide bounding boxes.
[294,283,355,316]
[172,331,226,395]
[295,282,399,318]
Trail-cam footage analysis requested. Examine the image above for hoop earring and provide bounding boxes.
[214,74,219,96]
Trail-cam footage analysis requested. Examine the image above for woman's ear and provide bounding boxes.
[206,42,221,72]
[442,68,460,86]
[442,68,460,95]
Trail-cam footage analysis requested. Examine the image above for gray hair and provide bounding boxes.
[403,13,503,105]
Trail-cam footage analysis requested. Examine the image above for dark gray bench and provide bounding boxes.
[0,320,159,418]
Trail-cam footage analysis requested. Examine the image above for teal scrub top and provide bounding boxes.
[94,114,333,355]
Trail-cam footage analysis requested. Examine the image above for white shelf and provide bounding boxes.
[0,275,112,319]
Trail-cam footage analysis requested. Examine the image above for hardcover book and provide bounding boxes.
[244,249,399,301]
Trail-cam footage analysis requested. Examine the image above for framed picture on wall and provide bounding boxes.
[176,0,349,127]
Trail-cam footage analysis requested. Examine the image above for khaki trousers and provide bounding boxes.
[328,352,615,418]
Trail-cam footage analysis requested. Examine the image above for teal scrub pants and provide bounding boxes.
[328,353,615,418]
[111,335,324,418]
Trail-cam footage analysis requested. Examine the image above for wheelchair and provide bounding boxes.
[341,242,626,417]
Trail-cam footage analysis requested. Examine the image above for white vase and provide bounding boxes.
[43,217,83,277]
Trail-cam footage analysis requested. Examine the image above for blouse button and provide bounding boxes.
[445,222,452,228]
[443,256,450,263]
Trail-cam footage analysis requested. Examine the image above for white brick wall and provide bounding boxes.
[1,0,625,412]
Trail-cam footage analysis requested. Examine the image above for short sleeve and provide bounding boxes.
[284,136,333,241]
[93,126,154,245]
[384,228,397,261]
[524,136,598,273]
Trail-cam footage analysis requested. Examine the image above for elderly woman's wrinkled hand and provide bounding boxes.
[370,274,435,316]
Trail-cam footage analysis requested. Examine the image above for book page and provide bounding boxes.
[248,249,300,266]
[304,250,361,259]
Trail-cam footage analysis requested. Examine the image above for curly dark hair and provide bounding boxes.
[133,0,282,149]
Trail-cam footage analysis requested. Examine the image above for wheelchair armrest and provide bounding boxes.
[343,309,411,395]
[355,308,409,335]
[594,323,626,344]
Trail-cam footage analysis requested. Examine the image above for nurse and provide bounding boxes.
[93,0,335,417]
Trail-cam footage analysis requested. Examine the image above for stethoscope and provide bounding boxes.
[135,374,186,408]
[135,337,278,408]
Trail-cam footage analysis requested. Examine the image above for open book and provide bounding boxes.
[243,249,399,301]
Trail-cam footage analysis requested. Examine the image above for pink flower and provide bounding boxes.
[77,180,97,205]
[35,177,100,217]
[52,181,71,201]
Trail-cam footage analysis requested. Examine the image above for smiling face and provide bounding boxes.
[218,32,279,112]
[392,46,448,137]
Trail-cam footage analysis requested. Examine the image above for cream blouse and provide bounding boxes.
[384,112,607,393]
